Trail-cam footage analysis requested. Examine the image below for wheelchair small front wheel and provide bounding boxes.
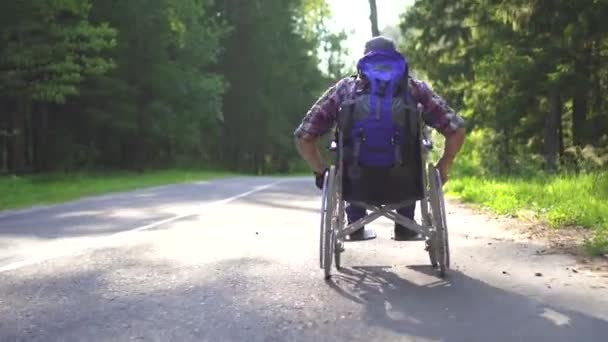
[334,240,342,270]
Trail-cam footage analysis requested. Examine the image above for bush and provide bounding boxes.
[446,171,608,255]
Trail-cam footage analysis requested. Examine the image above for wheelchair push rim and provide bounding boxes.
[334,172,344,271]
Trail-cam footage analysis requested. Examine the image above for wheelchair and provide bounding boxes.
[319,106,450,279]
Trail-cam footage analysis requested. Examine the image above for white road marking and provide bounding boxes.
[0,180,285,273]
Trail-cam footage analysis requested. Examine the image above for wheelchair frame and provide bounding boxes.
[319,106,450,279]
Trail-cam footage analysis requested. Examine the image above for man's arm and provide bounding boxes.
[293,78,351,175]
[295,133,326,175]
[437,127,465,183]
[410,79,466,183]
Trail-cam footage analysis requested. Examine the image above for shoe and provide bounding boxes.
[346,226,377,241]
[347,227,365,240]
[394,224,420,241]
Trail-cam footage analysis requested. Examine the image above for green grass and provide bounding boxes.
[445,172,608,255]
[0,169,235,211]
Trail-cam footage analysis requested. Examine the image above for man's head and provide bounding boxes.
[363,36,397,54]
[359,36,406,81]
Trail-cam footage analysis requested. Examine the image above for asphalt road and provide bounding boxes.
[1,177,607,342]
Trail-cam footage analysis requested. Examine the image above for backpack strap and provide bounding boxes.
[348,103,362,162]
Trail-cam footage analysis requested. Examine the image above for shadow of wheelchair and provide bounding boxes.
[324,265,608,342]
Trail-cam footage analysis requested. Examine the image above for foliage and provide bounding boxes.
[0,0,340,174]
[212,0,337,173]
[0,0,116,103]
[400,0,608,174]
[400,1,608,252]
[445,171,608,255]
[0,169,233,211]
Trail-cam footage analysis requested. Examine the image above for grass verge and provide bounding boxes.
[0,169,235,212]
[444,172,608,255]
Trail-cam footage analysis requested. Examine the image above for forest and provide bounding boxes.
[0,0,340,174]
[1,1,607,252]
[397,0,608,253]
[399,0,608,175]
[2,0,606,175]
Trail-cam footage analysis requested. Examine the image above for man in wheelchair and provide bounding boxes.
[294,36,465,242]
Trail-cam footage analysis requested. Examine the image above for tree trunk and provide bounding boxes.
[544,87,561,171]
[572,44,591,146]
[120,140,129,168]
[32,102,50,172]
[7,101,27,173]
[166,135,173,165]
[572,91,587,146]
[0,103,7,173]
[279,156,289,174]
[135,97,146,172]
[25,102,33,170]
[498,127,510,174]
[592,39,602,115]
[590,38,604,142]
[132,5,146,172]
[368,0,380,37]
[558,109,564,157]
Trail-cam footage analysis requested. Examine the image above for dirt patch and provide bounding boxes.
[518,222,608,273]
[446,197,608,274]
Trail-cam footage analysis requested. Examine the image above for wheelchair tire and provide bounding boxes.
[320,166,337,278]
[334,240,342,270]
[426,234,438,268]
[319,170,329,269]
[319,177,327,269]
[429,164,450,278]
[437,171,451,270]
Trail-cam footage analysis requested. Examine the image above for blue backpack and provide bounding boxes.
[345,49,415,168]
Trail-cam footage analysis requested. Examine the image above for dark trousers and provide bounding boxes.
[346,202,416,224]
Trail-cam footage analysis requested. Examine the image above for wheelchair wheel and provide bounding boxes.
[421,209,438,268]
[319,166,337,278]
[426,235,438,269]
[437,170,451,269]
[428,164,450,277]
[334,239,342,271]
[424,223,439,268]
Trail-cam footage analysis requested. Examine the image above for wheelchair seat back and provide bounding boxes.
[337,92,424,206]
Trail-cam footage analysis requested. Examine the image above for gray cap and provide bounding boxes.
[364,36,397,54]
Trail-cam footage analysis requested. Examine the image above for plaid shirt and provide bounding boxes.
[294,76,465,139]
